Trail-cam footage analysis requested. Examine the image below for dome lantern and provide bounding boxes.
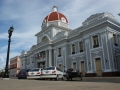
[52,6,58,12]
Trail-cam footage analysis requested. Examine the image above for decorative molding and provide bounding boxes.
[69,53,85,59]
[79,55,84,58]
[91,47,102,52]
[57,56,63,61]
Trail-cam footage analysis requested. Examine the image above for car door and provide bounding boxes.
[56,67,63,78]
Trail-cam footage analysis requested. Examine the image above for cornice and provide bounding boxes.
[35,24,72,36]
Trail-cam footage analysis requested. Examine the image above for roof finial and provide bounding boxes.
[52,6,57,12]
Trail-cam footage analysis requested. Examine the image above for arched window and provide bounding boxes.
[41,36,49,42]
[61,17,66,23]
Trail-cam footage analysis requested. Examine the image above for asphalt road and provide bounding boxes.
[0,77,120,90]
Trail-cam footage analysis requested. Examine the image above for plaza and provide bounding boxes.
[0,77,120,90]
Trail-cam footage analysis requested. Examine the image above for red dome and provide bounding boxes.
[42,7,68,25]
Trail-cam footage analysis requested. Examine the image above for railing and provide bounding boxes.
[37,57,46,62]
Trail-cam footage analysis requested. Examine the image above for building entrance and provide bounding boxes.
[95,58,102,76]
[37,62,45,69]
[81,61,85,76]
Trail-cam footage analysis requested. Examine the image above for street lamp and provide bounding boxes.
[3,26,14,79]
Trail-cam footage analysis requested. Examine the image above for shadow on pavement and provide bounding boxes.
[64,77,120,83]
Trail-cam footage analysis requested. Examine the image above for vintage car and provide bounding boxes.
[63,68,82,81]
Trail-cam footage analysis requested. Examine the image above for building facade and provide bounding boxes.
[20,6,120,77]
[9,56,20,77]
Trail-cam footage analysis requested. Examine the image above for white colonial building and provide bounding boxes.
[20,6,120,77]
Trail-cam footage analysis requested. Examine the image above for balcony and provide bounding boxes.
[80,50,83,52]
[58,55,61,57]
[93,45,99,48]
[37,57,46,62]
[114,43,118,46]
[72,52,75,54]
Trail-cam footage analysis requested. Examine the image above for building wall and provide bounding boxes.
[9,56,20,77]
[19,12,120,77]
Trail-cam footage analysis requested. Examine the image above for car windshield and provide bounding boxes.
[19,69,26,73]
[29,69,40,72]
[43,67,55,70]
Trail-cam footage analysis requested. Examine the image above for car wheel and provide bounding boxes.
[55,75,59,81]
[80,77,82,81]
[67,77,70,81]
[62,77,64,80]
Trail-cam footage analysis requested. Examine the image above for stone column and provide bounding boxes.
[45,50,48,67]
[49,49,52,67]
[65,44,69,69]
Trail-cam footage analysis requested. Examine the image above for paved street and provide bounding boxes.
[0,77,120,90]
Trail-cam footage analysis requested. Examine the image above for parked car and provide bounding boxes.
[27,68,42,79]
[17,69,30,79]
[63,68,82,81]
[41,66,64,81]
[0,74,3,77]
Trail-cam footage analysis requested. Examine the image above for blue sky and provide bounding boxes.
[0,0,120,69]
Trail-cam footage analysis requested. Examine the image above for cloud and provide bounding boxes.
[61,0,120,29]
[0,52,20,69]
[0,56,5,62]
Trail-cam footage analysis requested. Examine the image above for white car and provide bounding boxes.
[27,68,42,79]
[41,66,64,80]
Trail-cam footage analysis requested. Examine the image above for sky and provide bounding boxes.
[0,0,120,69]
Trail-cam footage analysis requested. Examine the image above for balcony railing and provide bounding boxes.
[93,45,99,48]
[80,50,83,52]
[114,43,118,46]
[72,52,75,54]
[58,55,61,57]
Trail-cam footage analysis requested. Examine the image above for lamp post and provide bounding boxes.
[3,26,14,79]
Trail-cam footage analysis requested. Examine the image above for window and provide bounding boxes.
[42,52,46,58]
[32,57,34,63]
[41,36,49,42]
[43,67,55,70]
[73,62,76,70]
[72,44,75,54]
[61,17,66,23]
[92,35,99,48]
[22,60,23,66]
[27,59,28,65]
[29,69,39,72]
[27,59,29,65]
[79,42,83,52]
[57,67,62,71]
[113,34,118,46]
[58,48,61,57]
